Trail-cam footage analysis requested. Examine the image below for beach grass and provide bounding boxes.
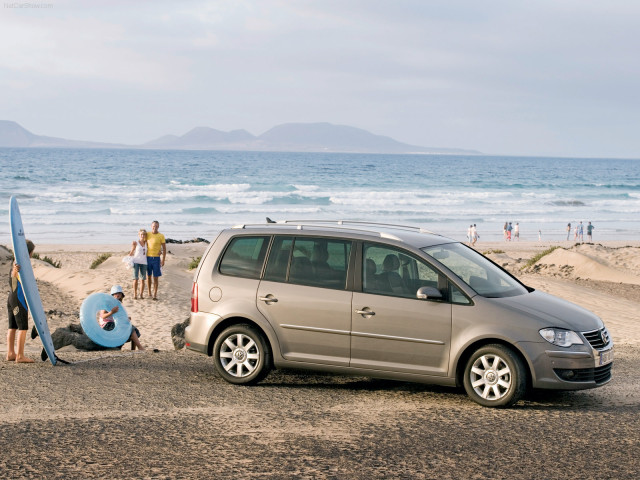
[483,249,505,255]
[522,246,562,270]
[32,253,61,268]
[188,256,201,270]
[90,253,112,269]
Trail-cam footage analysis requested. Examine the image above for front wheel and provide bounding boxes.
[463,344,527,407]
[213,324,272,385]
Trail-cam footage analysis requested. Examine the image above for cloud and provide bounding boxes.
[0,8,191,89]
[1,0,639,156]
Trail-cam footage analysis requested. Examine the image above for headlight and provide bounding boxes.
[539,328,584,347]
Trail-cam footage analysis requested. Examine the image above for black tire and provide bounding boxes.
[213,324,272,385]
[463,344,527,407]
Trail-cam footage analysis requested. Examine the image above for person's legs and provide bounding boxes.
[139,265,147,299]
[16,329,34,363]
[129,331,144,351]
[133,278,139,299]
[6,328,16,361]
[153,276,159,300]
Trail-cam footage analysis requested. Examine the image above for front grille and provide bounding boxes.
[554,363,613,384]
[582,327,611,349]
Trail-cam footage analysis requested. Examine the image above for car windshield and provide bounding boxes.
[421,243,528,298]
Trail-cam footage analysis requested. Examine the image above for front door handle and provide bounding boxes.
[355,308,375,316]
[259,295,278,304]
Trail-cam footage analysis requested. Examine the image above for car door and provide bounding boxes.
[351,242,452,376]
[257,236,353,366]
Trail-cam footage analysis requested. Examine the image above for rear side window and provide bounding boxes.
[219,236,269,279]
[264,236,352,289]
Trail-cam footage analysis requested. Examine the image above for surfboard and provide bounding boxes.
[9,196,58,365]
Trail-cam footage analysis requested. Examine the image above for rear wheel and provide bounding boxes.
[463,344,527,407]
[213,324,272,385]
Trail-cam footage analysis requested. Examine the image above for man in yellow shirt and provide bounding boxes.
[146,220,166,300]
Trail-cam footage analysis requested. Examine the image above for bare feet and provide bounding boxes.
[16,355,35,363]
[6,353,16,361]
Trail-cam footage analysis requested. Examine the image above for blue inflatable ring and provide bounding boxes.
[80,293,132,347]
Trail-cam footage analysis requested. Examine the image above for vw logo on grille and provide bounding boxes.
[600,330,608,344]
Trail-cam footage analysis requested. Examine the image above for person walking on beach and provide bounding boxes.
[6,239,36,363]
[470,224,478,246]
[129,229,148,299]
[513,222,520,241]
[506,222,513,241]
[566,223,571,241]
[467,225,472,244]
[578,221,584,243]
[503,222,508,241]
[574,224,578,241]
[587,221,595,242]
[146,221,166,301]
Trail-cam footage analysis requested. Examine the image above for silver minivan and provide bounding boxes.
[185,221,613,407]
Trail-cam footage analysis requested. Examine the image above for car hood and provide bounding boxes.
[489,290,603,332]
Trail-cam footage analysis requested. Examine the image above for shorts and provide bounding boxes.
[7,301,29,331]
[147,256,162,277]
[132,263,148,280]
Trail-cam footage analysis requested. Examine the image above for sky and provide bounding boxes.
[1,0,639,158]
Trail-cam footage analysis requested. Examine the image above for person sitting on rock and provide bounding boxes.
[97,285,145,351]
[35,285,145,360]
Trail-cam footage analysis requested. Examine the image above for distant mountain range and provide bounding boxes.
[0,120,479,154]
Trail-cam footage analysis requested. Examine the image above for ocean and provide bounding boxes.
[1,148,639,245]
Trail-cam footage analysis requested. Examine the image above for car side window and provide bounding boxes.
[264,236,351,289]
[263,236,293,282]
[219,236,269,279]
[363,243,448,301]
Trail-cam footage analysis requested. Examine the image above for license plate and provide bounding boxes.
[597,348,613,367]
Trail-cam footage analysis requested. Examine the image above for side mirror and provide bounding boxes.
[417,286,443,300]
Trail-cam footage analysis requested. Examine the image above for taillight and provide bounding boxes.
[190,282,198,312]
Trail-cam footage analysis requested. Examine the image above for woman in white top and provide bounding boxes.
[129,229,148,299]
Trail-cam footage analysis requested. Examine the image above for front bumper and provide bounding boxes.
[520,341,613,390]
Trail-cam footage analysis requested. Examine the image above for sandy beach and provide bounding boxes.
[1,239,639,478]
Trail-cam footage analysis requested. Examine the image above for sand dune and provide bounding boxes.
[532,246,640,285]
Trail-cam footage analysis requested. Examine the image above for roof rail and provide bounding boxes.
[283,219,439,235]
[231,220,442,242]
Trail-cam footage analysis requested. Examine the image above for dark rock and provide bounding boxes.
[166,237,210,244]
[171,317,191,350]
[51,323,119,351]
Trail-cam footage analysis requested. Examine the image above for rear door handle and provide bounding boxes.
[259,295,278,304]
[355,308,375,316]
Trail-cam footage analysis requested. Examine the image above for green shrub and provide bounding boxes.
[522,246,561,270]
[482,249,505,255]
[32,253,61,268]
[188,256,202,270]
[90,253,112,269]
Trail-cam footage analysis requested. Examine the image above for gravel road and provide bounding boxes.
[1,345,638,479]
